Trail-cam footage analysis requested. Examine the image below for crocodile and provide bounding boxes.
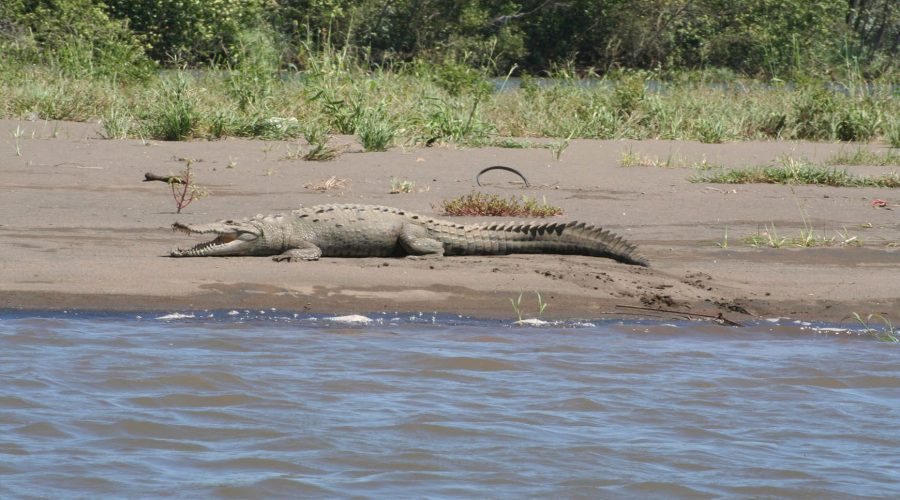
[170,204,648,266]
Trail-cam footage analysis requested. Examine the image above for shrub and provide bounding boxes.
[104,0,269,64]
[1,0,153,80]
[440,192,563,217]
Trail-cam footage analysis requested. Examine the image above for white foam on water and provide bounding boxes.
[324,314,374,324]
[155,312,196,320]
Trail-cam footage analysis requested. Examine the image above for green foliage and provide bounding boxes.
[140,74,200,141]
[417,96,495,146]
[695,0,846,78]
[3,0,899,79]
[695,117,728,144]
[793,86,884,142]
[886,120,900,149]
[428,61,492,97]
[794,86,841,140]
[307,86,364,135]
[357,104,395,152]
[104,0,270,64]
[7,76,120,120]
[691,163,900,188]
[100,105,134,139]
[350,0,525,70]
[300,123,340,161]
[225,28,281,111]
[510,291,549,323]
[0,0,152,80]
[612,73,647,116]
[2,1,900,145]
[825,148,900,167]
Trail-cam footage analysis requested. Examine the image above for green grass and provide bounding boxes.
[744,225,788,248]
[546,131,574,160]
[619,148,724,169]
[730,190,864,249]
[440,192,563,217]
[100,105,134,139]
[490,138,540,148]
[886,120,900,148]
[357,105,396,152]
[691,159,900,188]
[389,177,416,194]
[715,226,729,249]
[140,74,200,141]
[3,44,900,147]
[850,313,898,343]
[510,291,549,323]
[825,148,900,166]
[299,123,340,161]
[742,225,861,248]
[416,96,496,146]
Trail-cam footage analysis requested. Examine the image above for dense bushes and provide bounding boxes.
[2,0,897,78]
[0,0,153,79]
[103,0,271,64]
[0,0,898,147]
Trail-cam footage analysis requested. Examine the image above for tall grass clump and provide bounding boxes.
[8,75,121,121]
[100,105,135,139]
[885,119,900,149]
[309,89,364,135]
[399,59,498,145]
[225,27,281,112]
[357,104,396,151]
[140,74,201,141]
[296,122,339,161]
[417,96,496,146]
[792,85,883,142]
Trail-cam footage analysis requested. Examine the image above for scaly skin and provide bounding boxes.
[170,204,648,266]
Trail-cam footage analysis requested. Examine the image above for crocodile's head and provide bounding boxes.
[170,218,267,257]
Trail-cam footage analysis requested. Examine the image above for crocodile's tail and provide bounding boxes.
[436,220,649,266]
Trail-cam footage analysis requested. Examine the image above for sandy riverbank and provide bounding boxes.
[1,119,897,322]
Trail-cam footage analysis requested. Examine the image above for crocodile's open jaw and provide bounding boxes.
[170,222,261,257]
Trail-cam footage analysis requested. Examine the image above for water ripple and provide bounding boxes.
[0,312,898,497]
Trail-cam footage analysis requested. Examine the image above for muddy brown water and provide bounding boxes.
[1,311,898,498]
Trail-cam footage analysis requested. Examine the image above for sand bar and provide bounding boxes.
[1,119,897,322]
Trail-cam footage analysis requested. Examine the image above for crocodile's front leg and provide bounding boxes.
[273,241,323,262]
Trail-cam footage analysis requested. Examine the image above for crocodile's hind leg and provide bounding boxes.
[273,241,323,262]
[399,223,445,256]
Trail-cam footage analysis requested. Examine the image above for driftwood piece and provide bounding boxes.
[143,172,185,184]
[615,304,745,327]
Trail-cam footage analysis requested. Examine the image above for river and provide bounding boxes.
[1,310,898,498]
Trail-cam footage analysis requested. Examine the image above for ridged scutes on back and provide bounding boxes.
[467,219,648,266]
